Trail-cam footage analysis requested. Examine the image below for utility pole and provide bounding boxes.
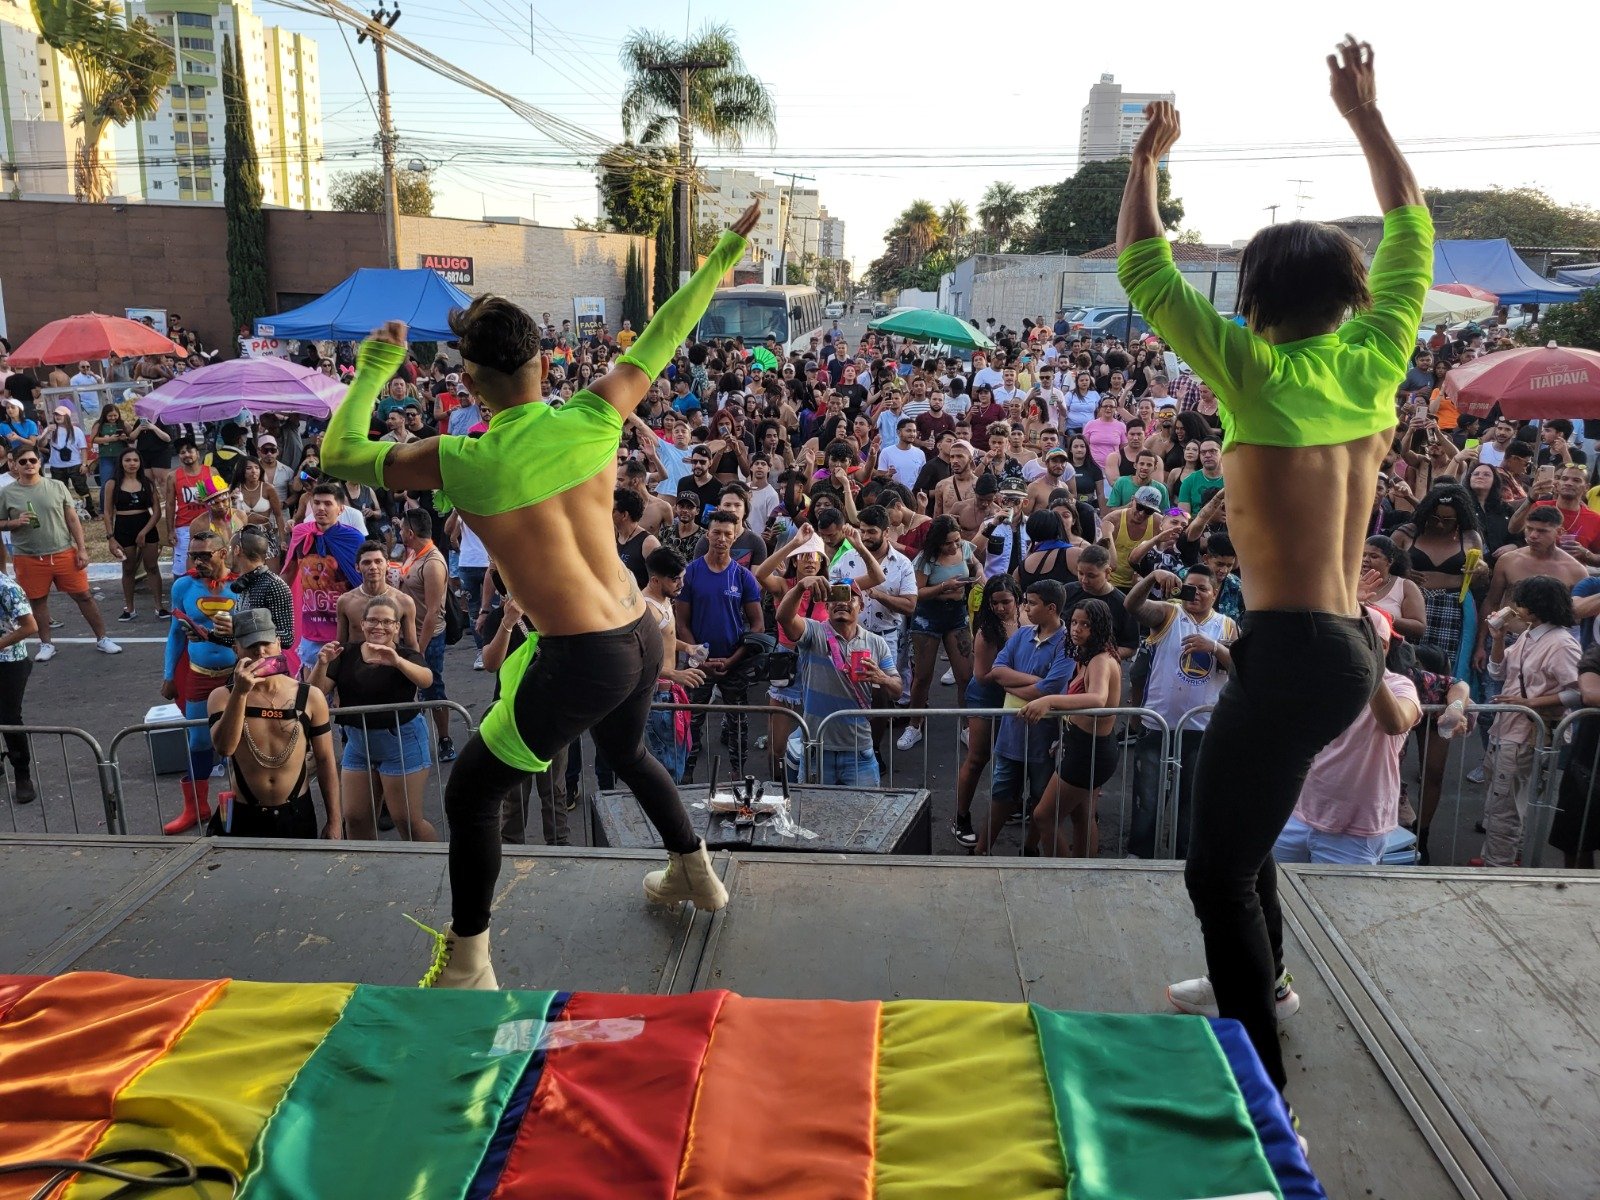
[644,57,726,284]
[773,169,814,283]
[1264,204,1280,225]
[359,4,402,269]
[1288,178,1313,219]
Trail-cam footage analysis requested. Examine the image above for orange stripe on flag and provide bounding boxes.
[676,997,880,1200]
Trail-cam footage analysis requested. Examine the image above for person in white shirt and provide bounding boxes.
[255,437,295,503]
[745,455,781,535]
[944,377,972,419]
[877,418,927,489]
[1065,371,1101,432]
[1031,364,1068,431]
[900,376,933,422]
[857,504,919,695]
[970,351,1004,392]
[69,361,103,418]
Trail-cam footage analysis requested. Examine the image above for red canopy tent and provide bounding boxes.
[7,312,186,368]
[1444,342,1600,420]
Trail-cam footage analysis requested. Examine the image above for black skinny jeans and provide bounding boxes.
[444,614,697,937]
[1186,610,1381,1092]
[0,659,32,776]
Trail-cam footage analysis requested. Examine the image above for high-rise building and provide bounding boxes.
[1078,73,1174,165]
[129,0,324,208]
[817,211,846,261]
[0,0,122,196]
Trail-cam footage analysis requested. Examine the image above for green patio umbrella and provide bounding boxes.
[867,308,997,351]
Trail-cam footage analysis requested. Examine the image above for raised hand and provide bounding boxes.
[732,199,761,238]
[1132,101,1181,162]
[367,320,408,347]
[1328,34,1377,118]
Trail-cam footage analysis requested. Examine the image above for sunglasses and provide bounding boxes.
[190,551,216,562]
[14,459,40,467]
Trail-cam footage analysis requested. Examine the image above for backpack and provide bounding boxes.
[441,583,469,646]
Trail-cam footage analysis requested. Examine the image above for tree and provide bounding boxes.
[222,35,267,341]
[1532,286,1600,351]
[32,0,171,202]
[1426,187,1600,246]
[595,140,674,235]
[976,182,1028,252]
[618,22,775,267]
[329,167,434,216]
[940,200,971,256]
[623,242,648,326]
[653,215,674,308]
[1024,158,1183,255]
[694,218,721,258]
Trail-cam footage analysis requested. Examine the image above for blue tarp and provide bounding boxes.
[255,268,473,342]
[1555,263,1600,289]
[1432,239,1582,306]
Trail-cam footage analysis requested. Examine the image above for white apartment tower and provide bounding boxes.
[1078,73,1175,165]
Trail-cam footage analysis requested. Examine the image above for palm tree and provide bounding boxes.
[895,200,946,266]
[977,181,1028,252]
[618,23,775,274]
[940,200,971,257]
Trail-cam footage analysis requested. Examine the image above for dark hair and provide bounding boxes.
[815,506,846,530]
[646,546,686,578]
[1024,578,1066,614]
[825,438,856,464]
[448,295,540,379]
[613,487,644,521]
[1025,509,1063,543]
[622,457,648,480]
[1078,544,1111,569]
[858,503,889,530]
[175,436,199,452]
[115,448,152,493]
[917,515,962,570]
[1525,504,1563,528]
[1184,563,1215,582]
[236,528,272,561]
[877,481,913,510]
[1365,534,1408,577]
[1511,575,1575,627]
[1173,411,1209,446]
[687,344,709,366]
[1237,221,1372,333]
[1505,439,1535,459]
[356,539,386,559]
[1203,532,1235,559]
[706,509,740,529]
[398,508,430,538]
[310,482,342,501]
[975,574,1023,649]
[1410,481,1483,538]
[1547,418,1575,438]
[1465,459,1506,515]
[1067,597,1116,662]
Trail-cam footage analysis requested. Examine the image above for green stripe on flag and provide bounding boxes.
[1029,1006,1282,1200]
[240,985,557,1200]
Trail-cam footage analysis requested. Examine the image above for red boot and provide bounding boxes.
[163,778,212,836]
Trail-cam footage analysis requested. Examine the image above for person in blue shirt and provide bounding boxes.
[675,510,764,778]
[0,401,40,455]
[159,529,240,834]
[975,579,1075,853]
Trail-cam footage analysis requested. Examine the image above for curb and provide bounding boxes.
[89,559,174,583]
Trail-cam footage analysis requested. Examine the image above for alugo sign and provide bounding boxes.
[420,254,474,286]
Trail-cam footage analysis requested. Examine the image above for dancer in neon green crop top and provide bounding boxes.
[1110,38,1432,1120]
[322,199,763,989]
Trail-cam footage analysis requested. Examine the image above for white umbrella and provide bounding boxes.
[1420,289,1495,326]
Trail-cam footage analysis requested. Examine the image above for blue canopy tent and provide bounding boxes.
[1431,239,1583,306]
[254,268,473,341]
[1555,263,1600,289]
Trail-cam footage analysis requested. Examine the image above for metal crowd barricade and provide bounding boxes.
[810,705,1169,858]
[0,725,117,835]
[1167,701,1553,867]
[646,702,814,788]
[105,699,475,840]
[1529,707,1600,869]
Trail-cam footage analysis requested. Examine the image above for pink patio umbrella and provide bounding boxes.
[1433,282,1499,304]
[135,357,346,423]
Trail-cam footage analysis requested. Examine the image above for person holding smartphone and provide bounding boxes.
[206,608,341,840]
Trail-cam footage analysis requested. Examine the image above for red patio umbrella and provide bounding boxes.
[1434,282,1498,304]
[7,312,186,368]
[1444,341,1600,419]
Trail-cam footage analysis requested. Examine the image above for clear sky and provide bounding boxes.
[260,0,1600,273]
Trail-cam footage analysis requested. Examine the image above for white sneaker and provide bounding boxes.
[472,653,485,671]
[34,644,57,663]
[896,725,923,751]
[95,637,123,655]
[1166,970,1300,1020]
[940,666,955,686]
[1466,764,1487,784]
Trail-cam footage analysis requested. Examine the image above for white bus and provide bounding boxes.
[695,284,823,355]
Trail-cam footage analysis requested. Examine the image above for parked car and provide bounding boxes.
[1068,306,1129,331]
[871,301,891,317]
[1078,312,1153,342]
[824,300,846,319]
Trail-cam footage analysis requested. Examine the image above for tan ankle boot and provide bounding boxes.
[643,840,729,911]
[415,920,499,990]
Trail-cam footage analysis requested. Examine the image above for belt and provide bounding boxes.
[189,661,234,679]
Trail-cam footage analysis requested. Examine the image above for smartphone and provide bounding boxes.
[828,583,853,603]
[1177,585,1198,602]
[252,653,290,678]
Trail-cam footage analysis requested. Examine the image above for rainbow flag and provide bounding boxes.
[0,973,1324,1200]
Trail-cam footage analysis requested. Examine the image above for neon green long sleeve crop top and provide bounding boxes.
[1117,205,1433,451]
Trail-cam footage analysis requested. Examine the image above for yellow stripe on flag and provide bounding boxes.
[67,980,355,1199]
[874,1000,1065,1198]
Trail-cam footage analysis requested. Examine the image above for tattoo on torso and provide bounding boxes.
[619,565,640,608]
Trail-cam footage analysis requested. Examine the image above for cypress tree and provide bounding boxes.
[223,34,269,343]
[623,242,647,327]
[652,214,673,310]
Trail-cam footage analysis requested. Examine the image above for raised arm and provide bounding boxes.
[588,201,759,421]
[1330,36,1423,213]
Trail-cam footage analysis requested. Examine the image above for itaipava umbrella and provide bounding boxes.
[867,308,997,351]
[1434,282,1498,304]
[1420,289,1495,326]
[135,357,346,423]
[8,312,185,368]
[1444,341,1600,420]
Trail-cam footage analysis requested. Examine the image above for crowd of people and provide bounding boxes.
[2,280,1596,872]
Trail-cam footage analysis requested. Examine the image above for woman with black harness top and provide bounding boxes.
[205,607,342,839]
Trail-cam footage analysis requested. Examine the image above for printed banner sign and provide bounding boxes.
[574,296,605,341]
[421,254,474,286]
[126,307,169,334]
[238,336,290,360]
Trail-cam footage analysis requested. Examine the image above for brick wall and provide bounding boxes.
[397,216,652,330]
